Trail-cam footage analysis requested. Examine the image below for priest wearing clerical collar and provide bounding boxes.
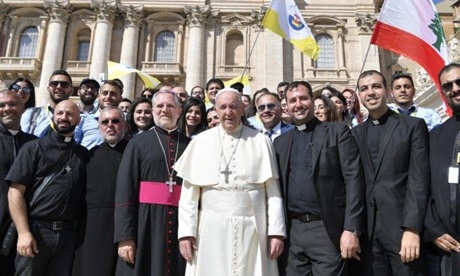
[352,70,429,275]
[175,88,286,276]
[273,81,365,276]
[114,90,190,276]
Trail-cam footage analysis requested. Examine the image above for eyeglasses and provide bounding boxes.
[100,118,121,126]
[49,81,71,88]
[441,78,460,93]
[257,103,278,112]
[11,84,32,94]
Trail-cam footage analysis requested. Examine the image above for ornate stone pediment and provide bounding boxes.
[354,12,376,33]
[220,13,252,26]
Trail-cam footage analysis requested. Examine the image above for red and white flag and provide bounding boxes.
[371,0,450,112]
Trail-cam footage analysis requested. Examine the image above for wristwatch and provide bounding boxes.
[352,230,361,238]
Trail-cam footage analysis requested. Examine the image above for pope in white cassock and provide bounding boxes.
[175,88,286,276]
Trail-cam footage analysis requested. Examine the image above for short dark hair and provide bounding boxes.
[102,79,124,92]
[286,81,313,98]
[50,69,72,85]
[357,70,387,89]
[438,63,460,84]
[391,72,414,88]
[230,82,244,93]
[120,98,132,104]
[277,81,289,90]
[206,78,225,90]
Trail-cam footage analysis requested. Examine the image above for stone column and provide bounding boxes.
[337,28,347,78]
[119,5,143,99]
[0,3,9,56]
[37,1,72,106]
[5,16,17,57]
[90,0,117,81]
[184,5,212,91]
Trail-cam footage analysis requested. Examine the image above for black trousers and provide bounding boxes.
[14,221,77,276]
[372,214,424,276]
[280,219,346,276]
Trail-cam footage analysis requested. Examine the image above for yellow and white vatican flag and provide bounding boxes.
[107,61,161,88]
[262,0,320,60]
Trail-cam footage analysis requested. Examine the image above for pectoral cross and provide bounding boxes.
[166,176,177,193]
[65,165,71,173]
[220,165,232,184]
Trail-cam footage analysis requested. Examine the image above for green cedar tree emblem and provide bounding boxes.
[428,12,445,51]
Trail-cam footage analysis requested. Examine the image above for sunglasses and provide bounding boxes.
[100,118,121,126]
[143,94,153,99]
[11,84,32,94]
[441,78,460,93]
[49,81,71,88]
[257,103,278,112]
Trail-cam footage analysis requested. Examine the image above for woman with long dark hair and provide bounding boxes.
[9,77,36,109]
[178,97,207,138]
[127,97,154,137]
[314,95,340,123]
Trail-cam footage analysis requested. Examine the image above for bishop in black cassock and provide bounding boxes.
[114,91,190,276]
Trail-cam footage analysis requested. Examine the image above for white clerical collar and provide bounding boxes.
[296,124,307,131]
[8,129,19,135]
[64,136,72,142]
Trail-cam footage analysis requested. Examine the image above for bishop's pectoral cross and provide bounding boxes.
[65,165,71,173]
[166,176,177,193]
[220,165,232,184]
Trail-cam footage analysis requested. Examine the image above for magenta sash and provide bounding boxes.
[139,181,181,207]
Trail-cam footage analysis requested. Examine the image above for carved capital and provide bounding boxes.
[121,5,143,27]
[44,0,73,23]
[184,5,217,27]
[0,3,10,23]
[448,36,460,61]
[91,0,117,23]
[416,67,432,87]
[355,12,376,33]
[250,6,266,30]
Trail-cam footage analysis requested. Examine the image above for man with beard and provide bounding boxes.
[73,107,128,276]
[6,100,88,276]
[20,70,102,150]
[425,63,460,275]
[76,78,100,114]
[0,90,36,275]
[114,90,190,276]
[95,79,123,118]
[256,92,292,142]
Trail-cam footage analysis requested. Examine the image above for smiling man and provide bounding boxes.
[175,88,285,276]
[114,90,190,276]
[256,92,292,141]
[389,72,442,131]
[352,70,429,275]
[274,81,364,276]
[7,100,88,276]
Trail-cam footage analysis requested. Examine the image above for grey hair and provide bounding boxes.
[152,90,182,107]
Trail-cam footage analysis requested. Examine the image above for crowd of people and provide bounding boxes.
[0,63,458,276]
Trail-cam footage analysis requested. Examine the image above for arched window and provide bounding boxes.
[315,34,335,69]
[226,32,244,65]
[18,26,38,58]
[76,29,91,61]
[154,31,175,62]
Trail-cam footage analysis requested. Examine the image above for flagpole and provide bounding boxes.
[359,43,372,79]
[240,30,262,82]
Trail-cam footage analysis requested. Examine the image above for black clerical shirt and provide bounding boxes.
[287,118,320,215]
[6,131,88,221]
[366,108,393,169]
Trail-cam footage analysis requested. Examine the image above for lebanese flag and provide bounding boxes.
[371,0,450,114]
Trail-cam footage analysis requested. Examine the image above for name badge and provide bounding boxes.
[449,166,459,184]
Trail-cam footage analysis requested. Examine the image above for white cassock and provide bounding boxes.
[175,123,286,276]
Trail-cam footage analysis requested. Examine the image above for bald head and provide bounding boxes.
[53,100,81,136]
[0,89,25,130]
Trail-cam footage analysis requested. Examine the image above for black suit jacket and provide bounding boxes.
[274,121,365,249]
[425,117,459,242]
[352,111,430,244]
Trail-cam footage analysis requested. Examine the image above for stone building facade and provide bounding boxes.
[0,0,454,114]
